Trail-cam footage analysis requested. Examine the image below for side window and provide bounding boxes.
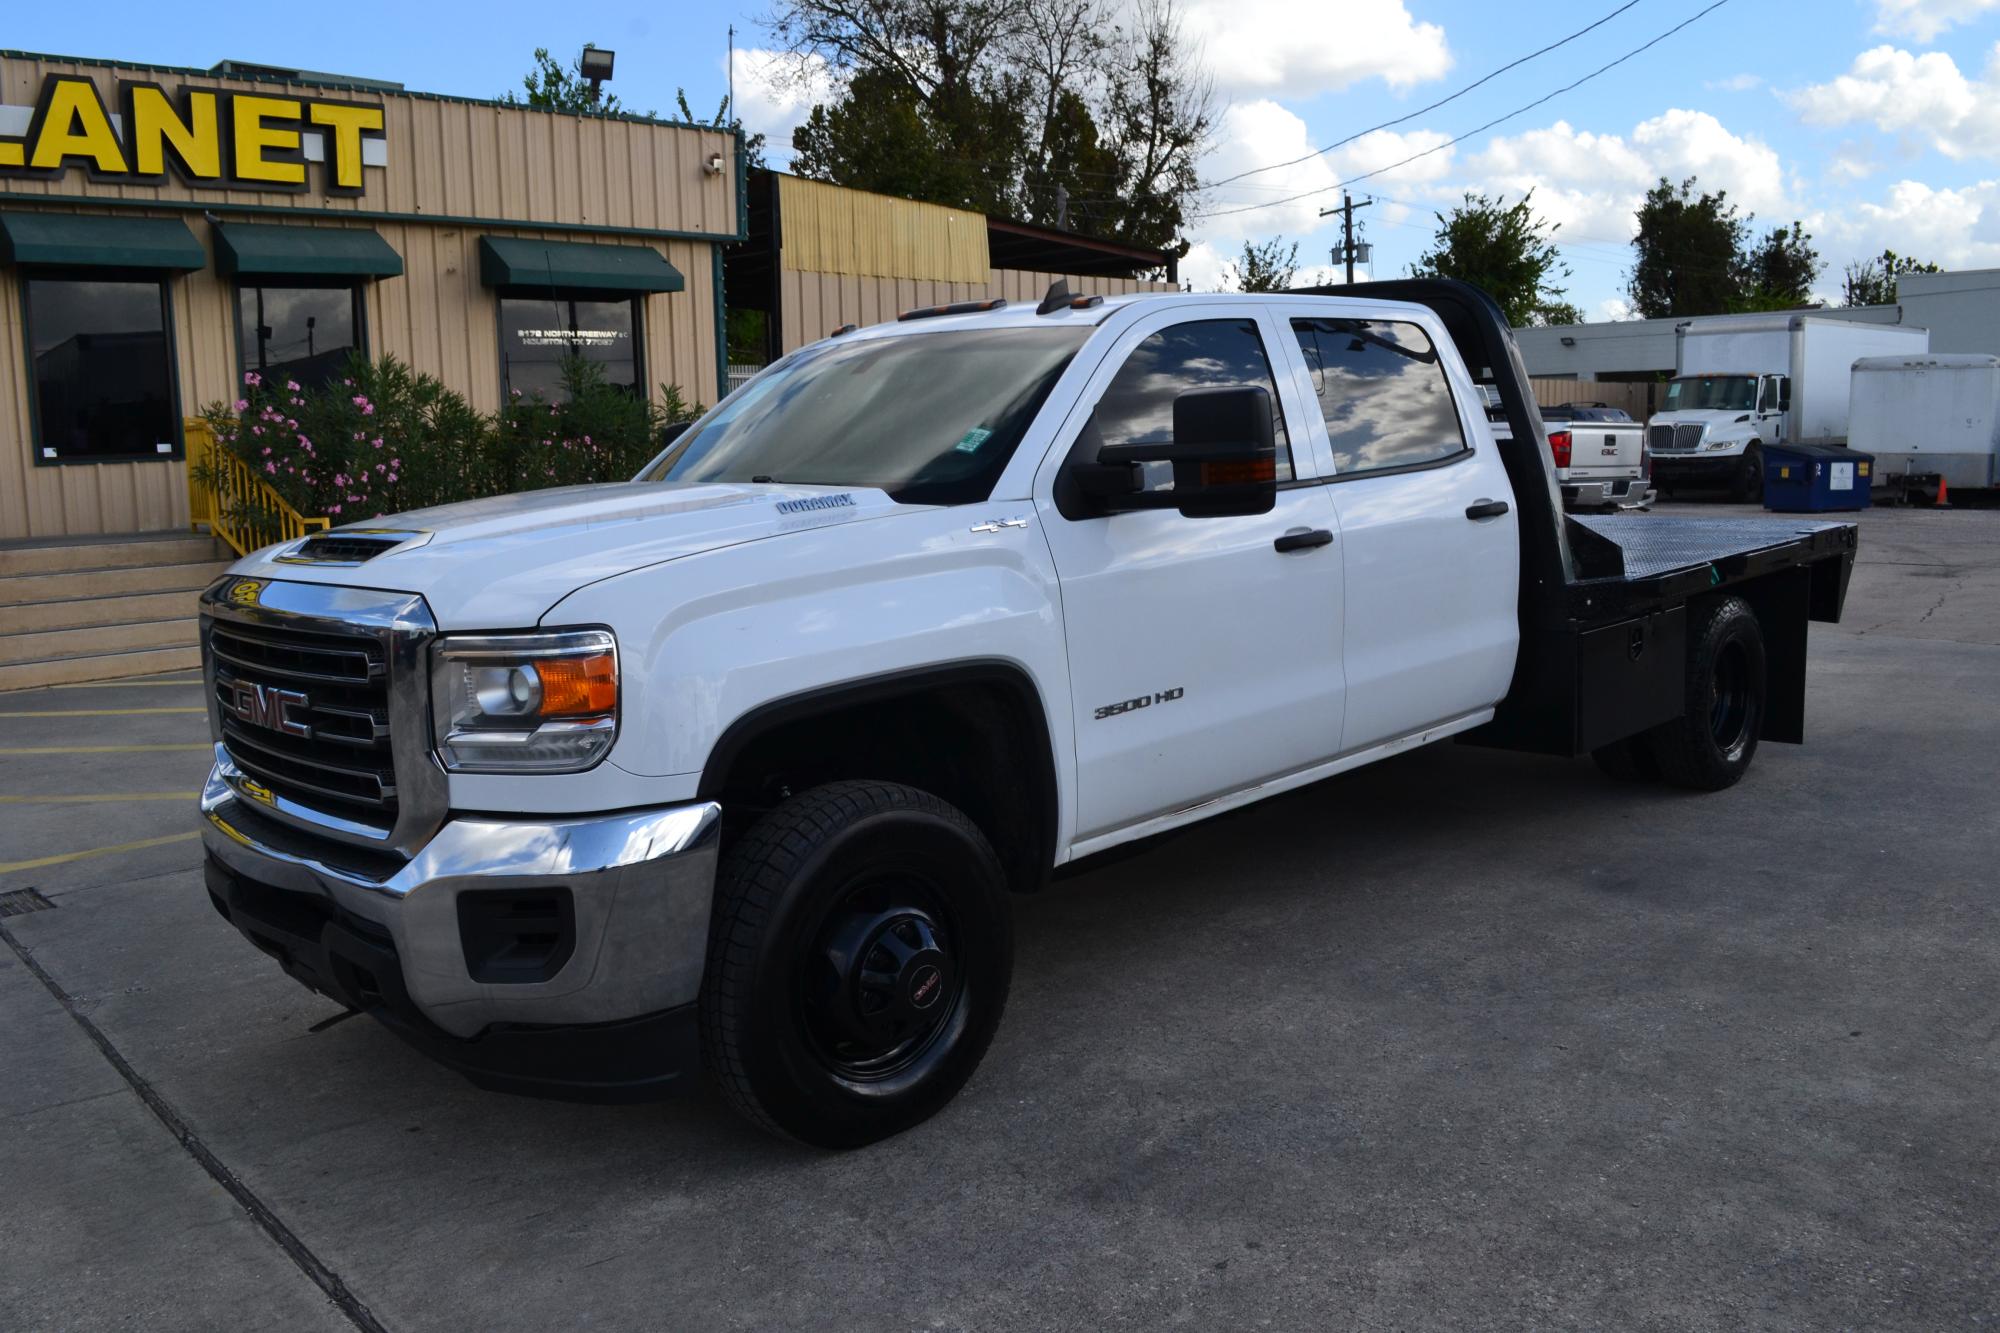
[1091,318,1293,487]
[1291,318,1466,476]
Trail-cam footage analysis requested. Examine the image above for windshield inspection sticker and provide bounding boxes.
[954,427,994,454]
[776,493,857,515]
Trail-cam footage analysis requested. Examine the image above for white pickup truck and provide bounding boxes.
[1486,396,1652,510]
[197,280,1858,1148]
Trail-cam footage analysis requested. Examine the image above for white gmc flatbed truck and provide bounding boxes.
[198,279,1859,1148]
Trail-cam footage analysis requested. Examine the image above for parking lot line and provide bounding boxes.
[48,680,202,689]
[0,707,207,717]
[0,744,212,754]
[0,831,200,875]
[0,793,198,804]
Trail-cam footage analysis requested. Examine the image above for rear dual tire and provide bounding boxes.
[1591,595,1766,792]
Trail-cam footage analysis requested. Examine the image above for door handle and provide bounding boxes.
[1465,500,1509,520]
[1273,528,1334,553]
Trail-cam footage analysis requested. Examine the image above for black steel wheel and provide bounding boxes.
[1644,595,1766,791]
[700,781,1012,1148]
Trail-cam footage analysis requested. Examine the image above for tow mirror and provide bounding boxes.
[1067,385,1279,519]
[1166,386,1278,517]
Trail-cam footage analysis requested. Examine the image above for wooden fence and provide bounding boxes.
[1527,378,1661,421]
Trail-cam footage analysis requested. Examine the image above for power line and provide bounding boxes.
[1194,0,1734,222]
[1201,0,1647,192]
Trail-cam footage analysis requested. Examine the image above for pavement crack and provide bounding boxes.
[0,918,390,1333]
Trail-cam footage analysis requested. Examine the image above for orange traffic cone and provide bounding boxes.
[1936,476,1952,508]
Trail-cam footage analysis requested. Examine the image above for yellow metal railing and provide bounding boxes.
[185,417,331,556]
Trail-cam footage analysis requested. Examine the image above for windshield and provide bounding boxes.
[1664,376,1757,412]
[636,325,1092,505]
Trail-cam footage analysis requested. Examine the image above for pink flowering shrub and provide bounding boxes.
[202,355,700,534]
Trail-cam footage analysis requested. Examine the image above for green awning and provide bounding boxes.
[216,223,404,279]
[478,236,684,294]
[0,212,204,271]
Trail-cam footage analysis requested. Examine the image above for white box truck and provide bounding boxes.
[1849,353,2000,498]
[1649,313,1929,499]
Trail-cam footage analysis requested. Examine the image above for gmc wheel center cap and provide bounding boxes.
[907,962,945,1010]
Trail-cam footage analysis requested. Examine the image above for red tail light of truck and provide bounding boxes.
[1548,430,1572,468]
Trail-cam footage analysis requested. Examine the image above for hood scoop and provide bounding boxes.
[275,528,429,566]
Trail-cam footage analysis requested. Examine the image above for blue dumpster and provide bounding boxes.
[1762,442,1873,512]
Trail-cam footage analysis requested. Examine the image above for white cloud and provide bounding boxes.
[1597,297,1639,321]
[1786,44,2000,160]
[1181,0,1451,96]
[1705,73,1764,92]
[1871,0,2000,42]
[1188,103,1447,288]
[1829,142,1879,182]
[1462,110,1789,245]
[728,48,838,166]
[1810,177,2000,270]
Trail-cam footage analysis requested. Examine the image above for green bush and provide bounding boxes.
[203,354,704,524]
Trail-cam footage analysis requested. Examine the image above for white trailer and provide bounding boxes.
[1849,353,2000,495]
[1676,313,1930,444]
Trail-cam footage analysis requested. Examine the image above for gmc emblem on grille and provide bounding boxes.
[228,681,312,738]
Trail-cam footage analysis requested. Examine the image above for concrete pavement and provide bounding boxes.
[2,503,1996,1330]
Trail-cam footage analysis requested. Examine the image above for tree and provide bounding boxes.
[1626,177,1749,320]
[1736,221,1821,311]
[1227,236,1299,292]
[674,90,767,173]
[772,0,1209,256]
[1408,191,1577,327]
[1842,249,1941,307]
[500,48,766,170]
[501,47,627,114]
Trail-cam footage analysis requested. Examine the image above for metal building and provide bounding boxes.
[0,50,740,541]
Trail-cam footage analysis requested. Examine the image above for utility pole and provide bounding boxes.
[1319,191,1374,284]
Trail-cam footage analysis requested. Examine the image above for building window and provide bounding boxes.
[24,274,179,464]
[1291,318,1467,476]
[237,284,364,390]
[498,294,641,400]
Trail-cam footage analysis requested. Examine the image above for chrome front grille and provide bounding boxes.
[1649,423,1706,453]
[200,578,445,857]
[210,621,396,823]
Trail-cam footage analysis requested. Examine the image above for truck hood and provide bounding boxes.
[1648,409,1751,427]
[227,481,922,627]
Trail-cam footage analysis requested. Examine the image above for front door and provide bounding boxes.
[1035,305,1345,842]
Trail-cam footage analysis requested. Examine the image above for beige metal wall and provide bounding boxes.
[0,53,735,540]
[777,268,1176,354]
[775,175,988,285]
[0,225,718,540]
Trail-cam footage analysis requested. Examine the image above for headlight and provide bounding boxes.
[1704,438,1735,451]
[430,629,617,773]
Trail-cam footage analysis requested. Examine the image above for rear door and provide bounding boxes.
[1034,304,1345,842]
[1284,312,1520,752]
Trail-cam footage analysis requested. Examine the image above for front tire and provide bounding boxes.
[1733,443,1765,503]
[1644,596,1766,791]
[700,781,1013,1148]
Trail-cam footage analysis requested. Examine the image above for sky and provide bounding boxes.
[16,0,2000,320]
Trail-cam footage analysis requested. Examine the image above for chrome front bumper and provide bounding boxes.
[200,747,721,1039]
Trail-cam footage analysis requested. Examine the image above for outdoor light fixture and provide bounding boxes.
[704,153,725,176]
[580,45,615,102]
[1561,335,1577,347]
